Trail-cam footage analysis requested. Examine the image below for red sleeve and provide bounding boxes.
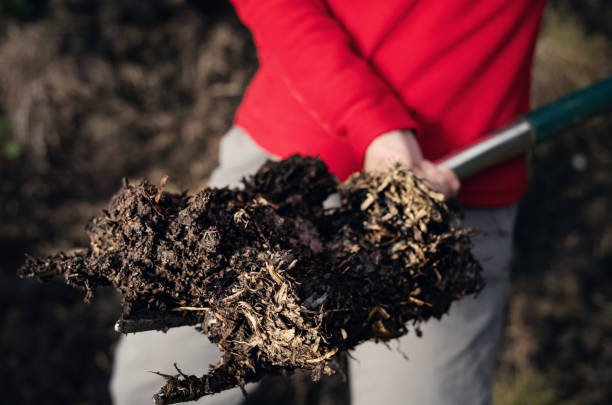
[230,0,419,163]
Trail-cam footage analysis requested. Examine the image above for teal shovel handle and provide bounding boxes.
[524,75,612,142]
[438,75,612,179]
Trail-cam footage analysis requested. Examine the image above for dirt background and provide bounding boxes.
[1,1,611,404]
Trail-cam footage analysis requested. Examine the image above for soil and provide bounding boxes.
[2,1,612,405]
[20,156,483,404]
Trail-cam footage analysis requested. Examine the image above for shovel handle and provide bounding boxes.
[438,75,612,180]
[526,75,612,142]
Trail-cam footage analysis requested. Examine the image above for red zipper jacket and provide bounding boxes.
[230,0,547,206]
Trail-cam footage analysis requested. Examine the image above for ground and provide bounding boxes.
[1,1,611,404]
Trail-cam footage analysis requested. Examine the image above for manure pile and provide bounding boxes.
[20,155,484,404]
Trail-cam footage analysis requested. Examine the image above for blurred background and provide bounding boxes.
[1,1,611,404]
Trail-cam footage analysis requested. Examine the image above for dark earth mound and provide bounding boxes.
[20,156,483,404]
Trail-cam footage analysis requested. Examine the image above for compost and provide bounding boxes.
[20,155,484,404]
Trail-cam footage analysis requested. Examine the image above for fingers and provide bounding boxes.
[363,130,422,173]
[362,130,460,199]
[364,150,412,173]
[403,130,424,165]
[414,160,460,198]
[439,166,461,197]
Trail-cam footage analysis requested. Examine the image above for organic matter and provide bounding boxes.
[20,155,483,404]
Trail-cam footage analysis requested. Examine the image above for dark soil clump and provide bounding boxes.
[20,155,483,404]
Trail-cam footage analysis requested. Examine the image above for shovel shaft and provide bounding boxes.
[438,120,533,180]
[438,75,612,180]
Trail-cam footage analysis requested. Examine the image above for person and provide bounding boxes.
[111,1,548,404]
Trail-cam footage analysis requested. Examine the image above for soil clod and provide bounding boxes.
[19,155,484,404]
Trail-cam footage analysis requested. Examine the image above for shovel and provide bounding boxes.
[116,74,612,334]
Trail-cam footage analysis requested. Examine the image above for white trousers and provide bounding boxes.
[110,127,517,405]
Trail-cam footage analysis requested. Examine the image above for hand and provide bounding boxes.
[363,129,460,198]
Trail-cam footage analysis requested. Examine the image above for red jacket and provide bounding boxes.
[231,0,547,206]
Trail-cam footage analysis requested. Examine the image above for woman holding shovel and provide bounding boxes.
[112,1,548,404]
